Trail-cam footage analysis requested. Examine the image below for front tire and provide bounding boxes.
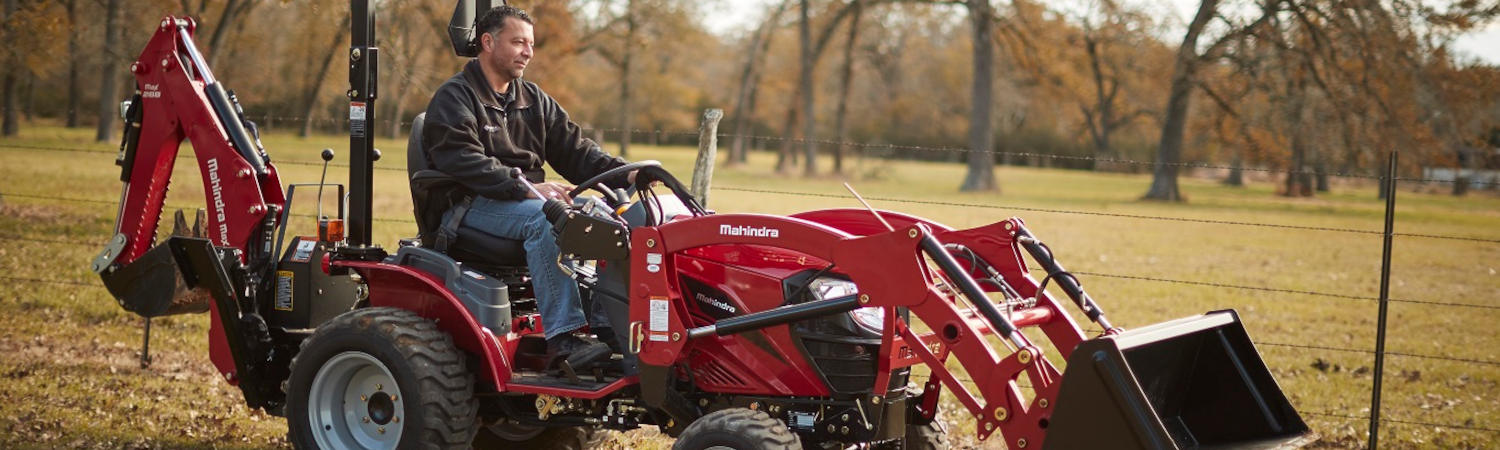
[672,408,799,450]
[286,307,478,450]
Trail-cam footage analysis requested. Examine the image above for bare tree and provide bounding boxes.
[727,1,789,166]
[618,0,636,157]
[1142,0,1274,201]
[1,0,17,137]
[299,12,351,137]
[831,0,863,174]
[959,0,997,191]
[65,0,80,128]
[94,0,124,142]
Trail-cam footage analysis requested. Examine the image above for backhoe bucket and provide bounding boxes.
[1045,310,1311,449]
[99,236,216,317]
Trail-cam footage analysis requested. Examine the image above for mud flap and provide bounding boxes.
[1045,310,1311,449]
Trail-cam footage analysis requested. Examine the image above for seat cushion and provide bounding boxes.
[445,226,529,267]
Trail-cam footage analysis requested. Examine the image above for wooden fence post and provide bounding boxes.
[691,108,724,206]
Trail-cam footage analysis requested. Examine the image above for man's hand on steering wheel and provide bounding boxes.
[529,181,575,201]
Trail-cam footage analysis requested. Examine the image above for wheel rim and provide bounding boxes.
[308,351,405,450]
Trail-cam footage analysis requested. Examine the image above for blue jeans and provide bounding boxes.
[455,197,604,340]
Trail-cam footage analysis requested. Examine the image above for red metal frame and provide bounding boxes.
[115,17,283,263]
[115,17,286,382]
[622,210,1092,446]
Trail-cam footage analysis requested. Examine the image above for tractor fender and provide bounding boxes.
[332,259,511,388]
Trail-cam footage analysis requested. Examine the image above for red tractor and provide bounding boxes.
[92,1,1312,448]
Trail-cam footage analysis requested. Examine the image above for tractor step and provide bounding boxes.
[504,370,639,399]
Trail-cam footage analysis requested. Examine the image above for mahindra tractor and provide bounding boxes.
[90,1,1313,448]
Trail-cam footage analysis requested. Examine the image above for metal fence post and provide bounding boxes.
[1369,149,1398,449]
[691,108,723,207]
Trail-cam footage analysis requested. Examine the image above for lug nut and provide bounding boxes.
[376,383,383,391]
[362,417,370,423]
[377,427,385,434]
[1017,438,1028,448]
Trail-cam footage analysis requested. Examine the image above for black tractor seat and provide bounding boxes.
[406,112,529,271]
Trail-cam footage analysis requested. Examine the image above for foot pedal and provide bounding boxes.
[558,361,583,384]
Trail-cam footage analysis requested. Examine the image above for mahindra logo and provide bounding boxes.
[696,292,737,314]
[719,224,779,238]
[206,158,229,244]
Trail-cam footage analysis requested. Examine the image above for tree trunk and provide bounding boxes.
[21,72,34,120]
[618,0,636,157]
[1283,130,1310,197]
[1313,158,1329,192]
[831,0,862,175]
[798,0,819,176]
[1144,0,1219,201]
[300,13,352,137]
[775,103,799,172]
[1,72,16,137]
[960,0,997,192]
[205,0,253,67]
[66,0,82,128]
[729,2,787,166]
[95,0,125,142]
[1223,153,1244,186]
[1452,145,1472,196]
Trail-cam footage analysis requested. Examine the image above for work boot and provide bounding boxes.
[546,333,611,382]
[593,327,624,354]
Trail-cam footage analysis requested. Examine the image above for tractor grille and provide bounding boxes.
[800,335,909,395]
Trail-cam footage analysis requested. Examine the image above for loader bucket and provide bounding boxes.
[99,236,215,317]
[1045,310,1311,449]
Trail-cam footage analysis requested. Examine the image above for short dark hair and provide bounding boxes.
[474,5,533,47]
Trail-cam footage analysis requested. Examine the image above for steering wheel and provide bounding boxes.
[568,160,662,204]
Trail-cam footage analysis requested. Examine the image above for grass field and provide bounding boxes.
[2,124,1497,448]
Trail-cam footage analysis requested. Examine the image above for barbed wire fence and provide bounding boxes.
[2,114,1498,447]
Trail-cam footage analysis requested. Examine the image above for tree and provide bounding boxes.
[1142,0,1273,201]
[830,0,863,174]
[2,0,17,137]
[64,0,80,128]
[726,1,789,166]
[298,11,350,138]
[94,0,125,142]
[959,0,997,191]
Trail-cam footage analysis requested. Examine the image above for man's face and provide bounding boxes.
[484,18,534,82]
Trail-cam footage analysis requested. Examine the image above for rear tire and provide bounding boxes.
[472,421,606,450]
[672,408,800,450]
[286,307,478,450]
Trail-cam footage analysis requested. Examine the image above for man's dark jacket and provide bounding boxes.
[419,59,624,203]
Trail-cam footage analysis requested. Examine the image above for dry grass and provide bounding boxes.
[2,125,1497,448]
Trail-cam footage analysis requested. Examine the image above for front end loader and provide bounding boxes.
[90,1,1312,448]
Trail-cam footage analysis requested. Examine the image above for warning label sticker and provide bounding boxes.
[649,298,670,332]
[275,271,294,311]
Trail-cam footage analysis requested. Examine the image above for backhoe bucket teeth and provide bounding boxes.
[99,236,216,317]
[1045,310,1312,449]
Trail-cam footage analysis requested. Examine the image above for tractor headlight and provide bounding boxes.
[809,277,884,334]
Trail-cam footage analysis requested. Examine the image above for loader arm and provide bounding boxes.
[636,210,1307,448]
